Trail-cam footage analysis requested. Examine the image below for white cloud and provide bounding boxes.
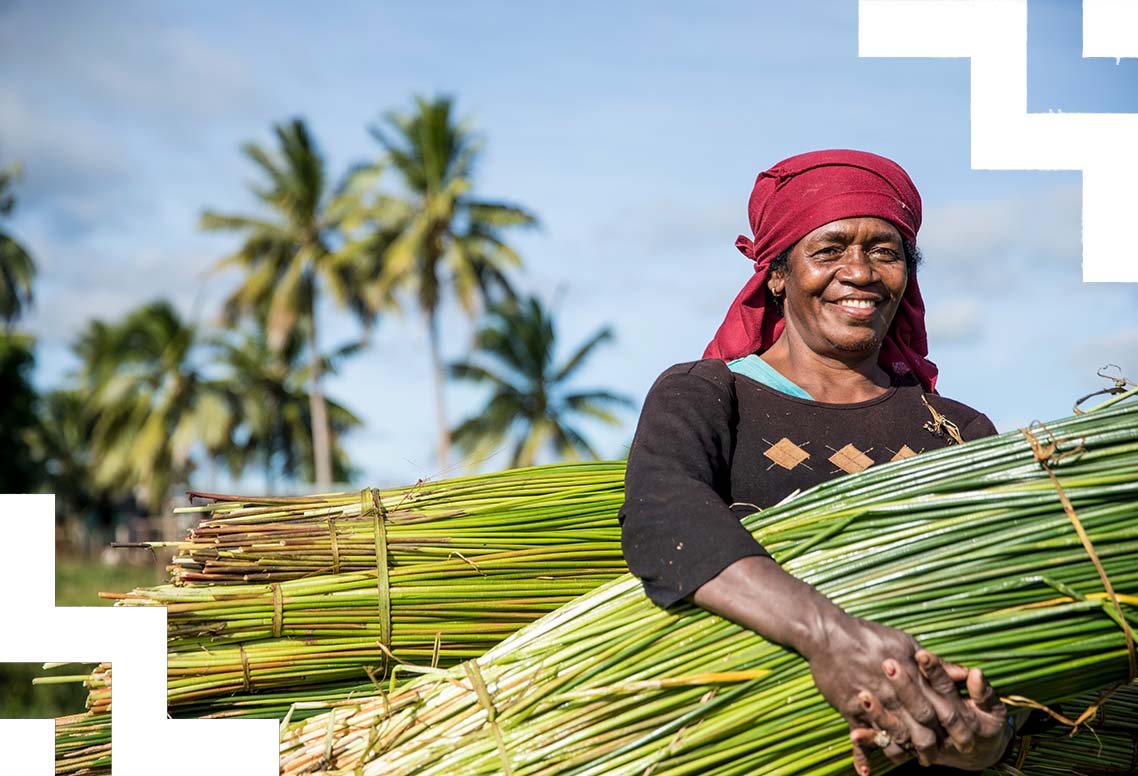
[0,93,133,225]
[25,246,223,343]
[0,2,272,238]
[83,27,260,122]
[919,183,1082,279]
[0,3,264,124]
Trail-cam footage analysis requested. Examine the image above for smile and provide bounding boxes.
[838,299,877,309]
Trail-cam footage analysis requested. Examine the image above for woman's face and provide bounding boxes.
[768,217,908,360]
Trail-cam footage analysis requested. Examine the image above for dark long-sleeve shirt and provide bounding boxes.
[620,358,997,607]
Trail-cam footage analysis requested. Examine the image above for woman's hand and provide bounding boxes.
[805,614,947,772]
[691,557,1010,774]
[848,651,1011,773]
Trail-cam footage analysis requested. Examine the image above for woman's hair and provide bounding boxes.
[767,241,923,311]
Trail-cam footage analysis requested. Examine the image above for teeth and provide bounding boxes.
[841,299,877,309]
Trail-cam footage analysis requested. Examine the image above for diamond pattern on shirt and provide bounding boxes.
[763,437,811,470]
[890,444,918,461]
[829,443,874,473]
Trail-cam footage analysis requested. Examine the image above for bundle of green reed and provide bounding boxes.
[52,462,629,775]
[164,461,626,586]
[54,711,111,776]
[279,393,1138,776]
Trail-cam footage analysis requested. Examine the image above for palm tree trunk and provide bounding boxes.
[308,317,333,489]
[427,309,451,467]
[309,365,333,488]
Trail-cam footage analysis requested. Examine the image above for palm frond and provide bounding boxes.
[447,360,514,390]
[0,236,36,325]
[465,200,539,229]
[553,326,615,384]
[265,254,307,352]
[198,211,287,235]
[448,294,625,469]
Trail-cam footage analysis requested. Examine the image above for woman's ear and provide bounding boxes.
[768,272,785,298]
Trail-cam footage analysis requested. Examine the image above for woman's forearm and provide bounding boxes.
[692,555,1011,773]
[691,554,843,660]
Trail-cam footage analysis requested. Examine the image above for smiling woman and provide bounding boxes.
[762,217,912,401]
[620,150,1015,774]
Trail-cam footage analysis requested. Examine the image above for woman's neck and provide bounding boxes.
[759,337,892,403]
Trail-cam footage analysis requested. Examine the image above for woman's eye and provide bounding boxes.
[871,247,901,260]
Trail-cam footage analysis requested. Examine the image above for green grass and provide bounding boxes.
[54,553,166,607]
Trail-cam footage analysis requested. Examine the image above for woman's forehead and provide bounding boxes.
[799,217,903,244]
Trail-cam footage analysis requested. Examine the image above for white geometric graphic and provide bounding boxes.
[0,494,277,776]
[860,0,1138,283]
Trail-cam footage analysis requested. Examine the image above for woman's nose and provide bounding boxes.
[836,247,875,284]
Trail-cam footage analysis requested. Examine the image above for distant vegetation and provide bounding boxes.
[0,94,629,544]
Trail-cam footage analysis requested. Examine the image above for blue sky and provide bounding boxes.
[2,0,1136,489]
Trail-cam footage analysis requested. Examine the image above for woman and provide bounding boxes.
[620,150,1014,774]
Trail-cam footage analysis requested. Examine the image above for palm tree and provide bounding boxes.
[0,163,36,332]
[0,334,43,491]
[34,388,124,543]
[73,301,231,513]
[201,118,371,488]
[448,296,632,468]
[359,96,538,466]
[213,326,361,488]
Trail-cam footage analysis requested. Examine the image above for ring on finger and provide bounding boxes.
[874,729,917,754]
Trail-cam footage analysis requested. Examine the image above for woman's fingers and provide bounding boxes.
[849,728,875,776]
[924,655,1003,722]
[888,710,937,765]
[914,649,980,753]
[880,657,939,727]
[850,724,911,769]
[854,691,923,765]
[966,666,1004,715]
[856,690,908,743]
[916,650,959,694]
[934,656,970,684]
[877,661,943,765]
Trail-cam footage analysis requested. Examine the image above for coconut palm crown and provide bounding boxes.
[353,95,538,466]
[213,326,361,487]
[448,295,631,469]
[201,118,370,488]
[73,301,230,513]
[0,163,36,331]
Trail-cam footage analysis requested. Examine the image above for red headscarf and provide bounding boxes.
[703,149,938,392]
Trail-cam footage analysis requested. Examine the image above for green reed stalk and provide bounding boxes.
[52,462,629,775]
[279,399,1138,776]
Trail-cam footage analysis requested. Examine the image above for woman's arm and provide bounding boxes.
[694,555,1011,774]
[621,362,1010,773]
[621,362,772,605]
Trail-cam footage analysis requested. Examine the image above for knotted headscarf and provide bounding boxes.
[703,149,938,392]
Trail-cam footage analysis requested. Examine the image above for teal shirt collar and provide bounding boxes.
[725,354,814,400]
